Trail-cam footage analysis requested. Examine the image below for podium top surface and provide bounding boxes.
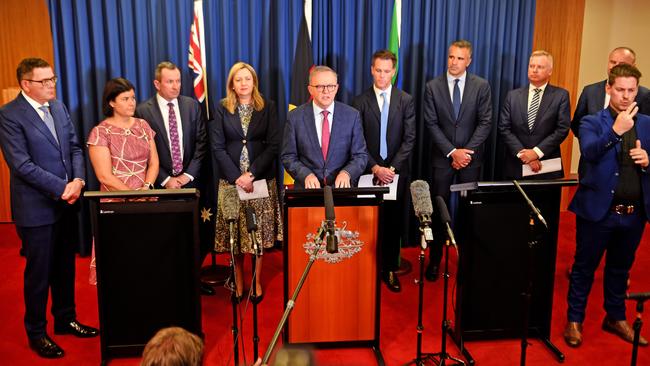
[450,178,578,192]
[84,188,199,200]
[283,187,389,207]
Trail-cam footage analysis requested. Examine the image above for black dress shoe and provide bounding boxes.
[200,282,215,296]
[29,335,64,358]
[425,262,439,282]
[382,271,402,292]
[251,291,265,304]
[54,320,99,338]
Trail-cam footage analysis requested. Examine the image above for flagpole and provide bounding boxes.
[197,0,210,120]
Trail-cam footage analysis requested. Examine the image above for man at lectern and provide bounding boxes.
[565,64,649,348]
[0,58,98,358]
[281,66,368,189]
[498,50,570,180]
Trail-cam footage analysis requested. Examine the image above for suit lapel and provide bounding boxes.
[519,87,530,132]
[594,80,607,111]
[437,76,455,122]
[305,102,323,163]
[367,88,381,123]
[248,107,263,138]
[532,85,554,131]
[387,87,399,133]
[18,96,60,149]
[458,75,474,121]
[178,98,192,162]
[151,99,172,155]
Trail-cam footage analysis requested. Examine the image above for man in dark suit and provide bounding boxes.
[281,66,368,189]
[564,64,649,348]
[498,50,571,179]
[571,47,649,138]
[0,58,98,358]
[135,61,212,295]
[423,40,492,281]
[351,50,415,292]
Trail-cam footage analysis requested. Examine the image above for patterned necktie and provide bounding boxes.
[380,92,388,159]
[38,106,59,144]
[167,102,183,175]
[453,79,461,120]
[528,88,542,131]
[321,110,330,160]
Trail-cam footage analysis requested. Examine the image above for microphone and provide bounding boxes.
[435,196,457,248]
[626,292,650,301]
[512,180,548,229]
[410,180,434,243]
[246,206,262,256]
[219,186,241,252]
[324,186,338,253]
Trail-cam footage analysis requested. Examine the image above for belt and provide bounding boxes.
[611,204,636,215]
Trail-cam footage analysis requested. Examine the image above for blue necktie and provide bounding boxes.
[452,79,461,120]
[38,105,59,144]
[380,91,388,159]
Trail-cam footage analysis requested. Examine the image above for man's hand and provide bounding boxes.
[528,159,542,173]
[630,139,649,168]
[372,165,395,185]
[450,148,474,169]
[61,179,84,204]
[612,102,639,136]
[335,171,351,188]
[235,173,254,193]
[451,161,462,170]
[304,174,321,189]
[164,177,182,189]
[518,149,539,164]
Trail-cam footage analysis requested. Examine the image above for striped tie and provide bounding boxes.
[527,88,541,131]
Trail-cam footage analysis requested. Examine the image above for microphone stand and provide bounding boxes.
[227,219,240,366]
[512,180,547,366]
[249,225,262,360]
[626,295,648,366]
[262,224,326,364]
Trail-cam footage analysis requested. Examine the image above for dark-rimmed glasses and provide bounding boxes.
[24,76,58,87]
[309,84,337,93]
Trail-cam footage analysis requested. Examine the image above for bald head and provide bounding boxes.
[608,47,636,74]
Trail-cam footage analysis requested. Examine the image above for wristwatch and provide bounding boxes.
[144,182,154,190]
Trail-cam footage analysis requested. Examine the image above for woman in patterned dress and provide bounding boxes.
[86,77,159,284]
[210,62,282,301]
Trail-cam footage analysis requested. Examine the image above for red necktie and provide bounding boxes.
[321,110,330,160]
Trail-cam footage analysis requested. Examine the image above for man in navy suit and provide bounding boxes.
[564,64,649,348]
[134,61,213,295]
[281,66,368,189]
[0,58,98,358]
[351,50,415,292]
[498,50,571,179]
[423,40,492,281]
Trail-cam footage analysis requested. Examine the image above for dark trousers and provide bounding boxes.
[17,213,77,339]
[380,175,410,272]
[567,212,645,323]
[429,166,481,265]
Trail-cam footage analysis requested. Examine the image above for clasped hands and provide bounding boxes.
[164,174,191,189]
[450,148,474,170]
[518,149,542,173]
[372,165,395,186]
[60,179,84,204]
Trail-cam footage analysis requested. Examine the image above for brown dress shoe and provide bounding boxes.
[563,322,583,347]
[602,317,648,346]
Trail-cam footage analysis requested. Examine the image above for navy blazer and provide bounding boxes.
[209,100,280,183]
[571,80,649,137]
[424,73,493,168]
[569,109,650,222]
[498,84,571,179]
[351,86,416,175]
[281,101,368,187]
[0,94,84,227]
[135,95,206,187]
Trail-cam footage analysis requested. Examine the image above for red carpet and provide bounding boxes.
[0,212,648,365]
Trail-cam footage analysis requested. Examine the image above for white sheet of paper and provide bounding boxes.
[522,157,562,177]
[236,179,269,200]
[357,174,399,200]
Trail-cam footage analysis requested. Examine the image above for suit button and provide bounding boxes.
[242,139,247,144]
[615,172,619,176]
[611,190,615,194]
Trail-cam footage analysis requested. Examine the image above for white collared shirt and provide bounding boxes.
[22,91,49,120]
[373,84,392,113]
[527,82,547,110]
[312,102,335,147]
[447,71,467,104]
[156,93,184,157]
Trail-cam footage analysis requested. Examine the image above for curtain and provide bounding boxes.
[48,0,536,250]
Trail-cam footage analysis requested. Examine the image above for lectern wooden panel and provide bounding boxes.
[85,189,202,364]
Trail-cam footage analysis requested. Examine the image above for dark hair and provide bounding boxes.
[608,64,642,86]
[155,61,179,81]
[102,78,135,117]
[16,58,51,85]
[141,327,203,366]
[450,39,473,57]
[371,50,397,68]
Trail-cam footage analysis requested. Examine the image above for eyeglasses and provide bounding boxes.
[24,76,58,87]
[310,84,337,93]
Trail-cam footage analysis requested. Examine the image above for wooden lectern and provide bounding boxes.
[450,179,577,364]
[282,187,388,365]
[85,189,202,365]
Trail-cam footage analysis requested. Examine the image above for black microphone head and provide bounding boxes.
[435,196,451,224]
[245,206,258,232]
[410,180,433,217]
[219,185,240,222]
[324,185,335,221]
